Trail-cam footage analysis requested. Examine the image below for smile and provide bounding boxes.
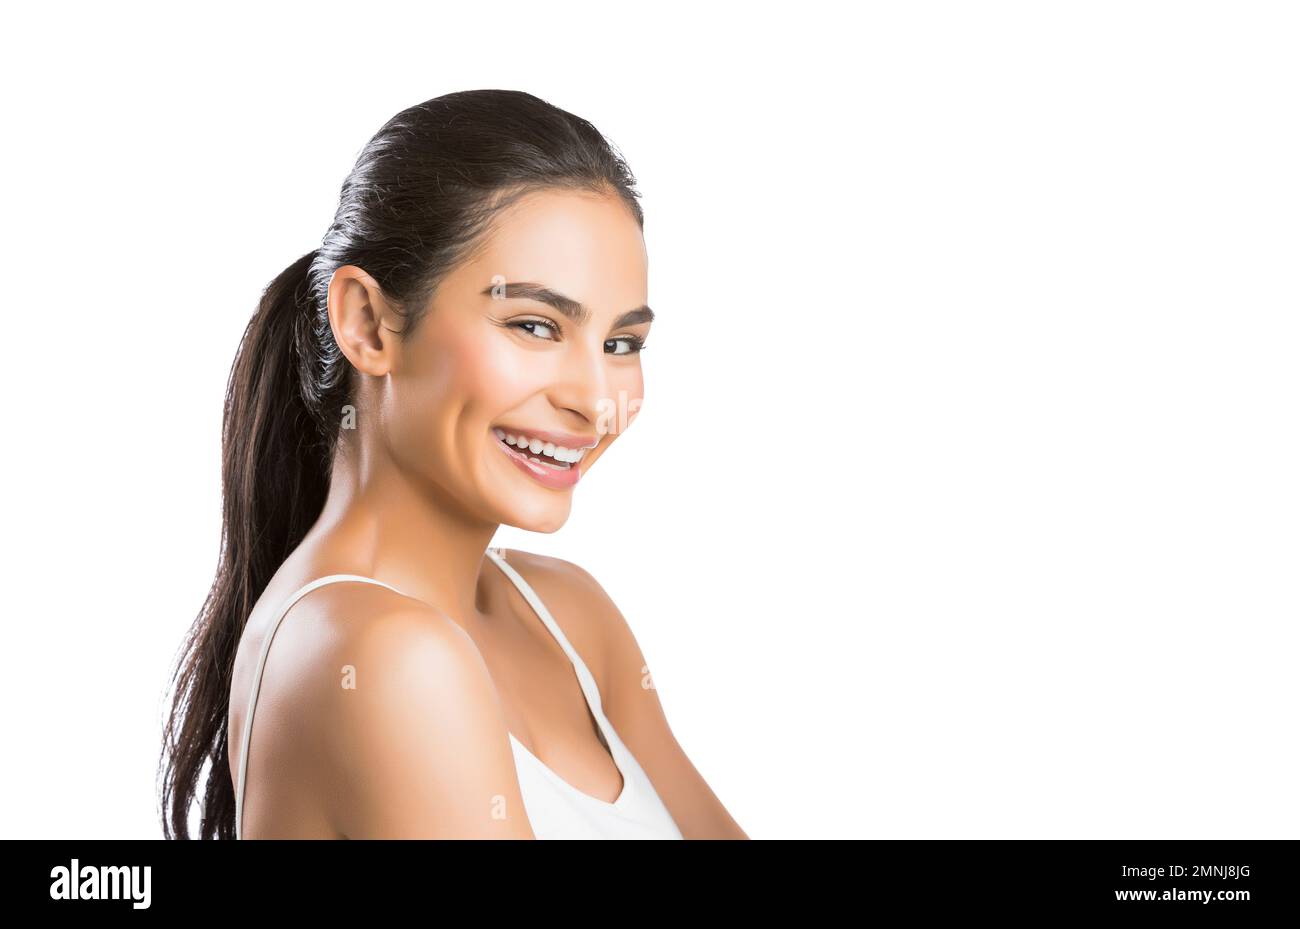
[492,426,596,489]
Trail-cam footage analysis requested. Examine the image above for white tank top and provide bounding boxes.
[234,546,684,840]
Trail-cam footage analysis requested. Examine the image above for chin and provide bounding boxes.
[499,497,572,534]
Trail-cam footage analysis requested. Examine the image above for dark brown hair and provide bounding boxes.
[158,89,642,838]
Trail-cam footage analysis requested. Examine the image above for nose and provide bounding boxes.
[548,338,615,432]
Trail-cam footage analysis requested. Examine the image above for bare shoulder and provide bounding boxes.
[270,582,534,838]
[495,548,628,653]
[494,548,650,709]
[496,547,608,602]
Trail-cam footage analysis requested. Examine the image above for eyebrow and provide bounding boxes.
[481,281,654,329]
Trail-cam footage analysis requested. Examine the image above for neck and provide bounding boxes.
[308,433,502,627]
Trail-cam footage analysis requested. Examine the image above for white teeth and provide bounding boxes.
[492,427,590,463]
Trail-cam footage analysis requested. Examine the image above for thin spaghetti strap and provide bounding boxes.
[234,573,406,840]
[483,548,610,716]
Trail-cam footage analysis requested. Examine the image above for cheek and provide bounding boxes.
[442,331,542,418]
[401,328,534,435]
[623,365,645,397]
[592,364,645,440]
[401,320,491,389]
[385,330,495,460]
[614,365,646,425]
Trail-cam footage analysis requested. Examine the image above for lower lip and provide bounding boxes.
[494,435,584,489]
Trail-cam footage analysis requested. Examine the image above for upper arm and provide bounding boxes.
[525,553,749,839]
[317,596,536,839]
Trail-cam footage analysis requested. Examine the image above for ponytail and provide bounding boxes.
[159,249,329,839]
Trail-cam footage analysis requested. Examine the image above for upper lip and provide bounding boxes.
[493,425,599,450]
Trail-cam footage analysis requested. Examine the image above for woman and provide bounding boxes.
[159,89,747,840]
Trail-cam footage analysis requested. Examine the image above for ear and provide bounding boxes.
[326,265,401,377]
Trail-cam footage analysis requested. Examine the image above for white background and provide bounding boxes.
[1,1,1296,839]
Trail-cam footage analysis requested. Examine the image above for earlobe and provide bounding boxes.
[327,266,396,377]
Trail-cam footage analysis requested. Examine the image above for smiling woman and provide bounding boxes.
[159,89,747,841]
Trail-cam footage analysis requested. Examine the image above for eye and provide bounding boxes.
[605,336,646,355]
[509,318,561,341]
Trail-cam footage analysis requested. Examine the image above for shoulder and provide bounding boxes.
[496,547,605,598]
[288,583,531,837]
[268,580,486,702]
[495,548,623,637]
[310,580,479,663]
[311,585,494,754]
[302,580,493,745]
[494,548,645,691]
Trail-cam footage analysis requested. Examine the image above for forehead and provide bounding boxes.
[467,188,648,307]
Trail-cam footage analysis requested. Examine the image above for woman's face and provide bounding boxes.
[379,188,651,532]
